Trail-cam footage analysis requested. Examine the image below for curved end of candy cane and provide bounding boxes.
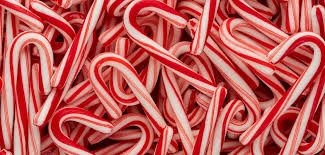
[49,107,113,155]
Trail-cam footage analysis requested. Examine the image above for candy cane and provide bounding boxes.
[13,45,31,155]
[270,106,319,148]
[280,69,325,154]
[1,31,53,149]
[49,107,113,155]
[89,53,167,133]
[28,64,42,155]
[192,87,227,155]
[88,114,154,155]
[35,0,106,127]
[283,0,300,34]
[154,126,173,155]
[124,0,216,96]
[311,5,325,39]
[109,19,163,106]
[240,32,325,145]
[298,98,325,154]
[190,0,219,55]
[300,0,314,32]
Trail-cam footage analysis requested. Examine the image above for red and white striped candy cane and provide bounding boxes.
[28,64,42,155]
[193,87,227,155]
[300,0,314,32]
[311,5,325,39]
[281,69,325,154]
[240,32,325,145]
[109,19,164,105]
[13,45,31,155]
[298,98,325,154]
[63,48,148,105]
[35,0,107,127]
[269,106,319,148]
[88,53,167,133]
[88,114,154,155]
[1,31,53,149]
[283,0,300,34]
[154,126,173,155]
[0,0,44,32]
[190,0,219,55]
[251,108,272,155]
[124,0,216,96]
[49,107,113,155]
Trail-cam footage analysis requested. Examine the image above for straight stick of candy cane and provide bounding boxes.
[88,114,154,155]
[311,5,325,39]
[13,46,31,155]
[300,0,313,32]
[154,126,173,155]
[251,108,272,155]
[240,32,325,145]
[35,0,107,126]
[1,31,53,150]
[123,0,217,96]
[190,0,220,55]
[0,0,44,32]
[192,87,227,155]
[280,69,325,154]
[283,0,300,34]
[161,64,195,154]
[28,64,42,155]
[49,107,113,155]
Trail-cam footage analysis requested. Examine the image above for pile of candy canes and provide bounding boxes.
[1,0,325,154]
